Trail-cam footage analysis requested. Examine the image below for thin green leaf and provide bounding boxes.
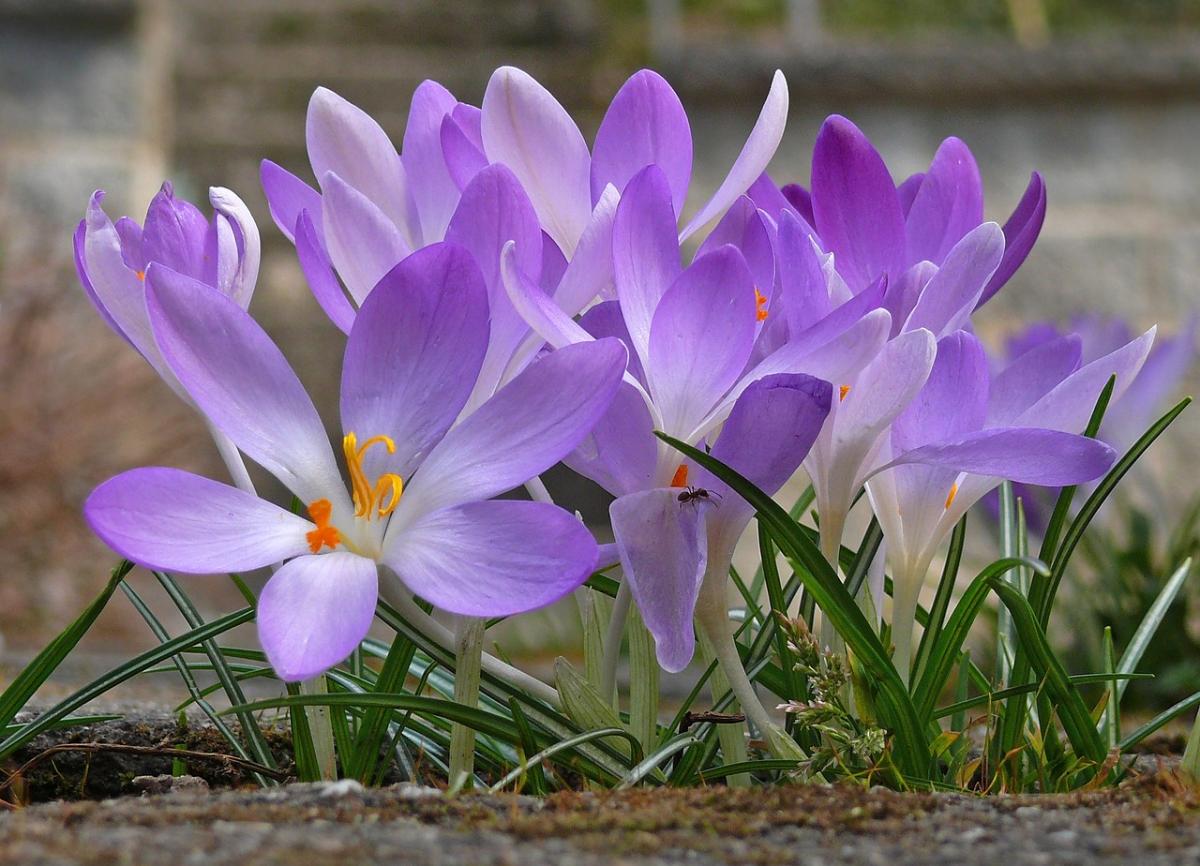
[1120,690,1200,751]
[1115,558,1193,702]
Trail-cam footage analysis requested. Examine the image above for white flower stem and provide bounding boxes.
[818,512,847,655]
[449,615,486,789]
[697,629,750,787]
[599,579,633,701]
[891,567,923,687]
[207,422,257,496]
[381,585,561,707]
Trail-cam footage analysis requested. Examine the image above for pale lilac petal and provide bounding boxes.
[679,70,788,241]
[894,331,990,452]
[988,334,1083,427]
[209,186,261,308]
[321,170,410,304]
[611,489,708,672]
[402,79,460,244]
[880,428,1116,486]
[341,243,489,480]
[260,159,324,246]
[591,69,692,212]
[385,501,596,615]
[1016,328,1156,433]
[810,115,905,291]
[977,172,1047,307]
[481,66,591,253]
[553,185,619,317]
[74,217,129,344]
[904,137,984,265]
[902,222,1004,337]
[440,104,487,191]
[614,165,682,367]
[648,246,757,436]
[564,382,658,497]
[295,209,356,335]
[883,261,935,337]
[85,467,312,573]
[145,265,346,507]
[699,374,832,557]
[307,86,414,241]
[258,552,379,682]
[389,339,626,524]
[142,182,210,280]
[500,242,595,349]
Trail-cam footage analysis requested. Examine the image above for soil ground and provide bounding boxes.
[1,716,1198,865]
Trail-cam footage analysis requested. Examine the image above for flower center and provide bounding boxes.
[754,288,769,322]
[343,432,405,519]
[305,498,341,553]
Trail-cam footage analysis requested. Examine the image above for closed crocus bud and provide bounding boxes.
[74,182,262,394]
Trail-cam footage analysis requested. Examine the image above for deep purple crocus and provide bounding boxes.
[866,327,1154,677]
[75,182,260,397]
[84,243,626,682]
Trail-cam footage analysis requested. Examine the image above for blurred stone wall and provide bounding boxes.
[1,0,1198,649]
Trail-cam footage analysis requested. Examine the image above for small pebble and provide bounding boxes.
[131,774,210,796]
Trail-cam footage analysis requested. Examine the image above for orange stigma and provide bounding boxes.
[670,463,689,488]
[839,384,851,402]
[944,483,959,510]
[754,287,769,322]
[135,270,146,281]
[305,499,341,553]
[343,432,404,519]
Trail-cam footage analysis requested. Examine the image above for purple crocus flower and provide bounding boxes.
[754,115,1045,312]
[75,183,260,397]
[866,327,1154,677]
[502,164,893,672]
[84,243,626,682]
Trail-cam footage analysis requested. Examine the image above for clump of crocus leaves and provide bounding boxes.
[3,66,1196,796]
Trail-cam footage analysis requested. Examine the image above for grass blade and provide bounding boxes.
[1115,558,1193,702]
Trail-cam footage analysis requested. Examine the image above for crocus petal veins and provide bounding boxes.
[343,432,405,519]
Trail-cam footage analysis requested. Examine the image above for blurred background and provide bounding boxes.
[1,0,1198,705]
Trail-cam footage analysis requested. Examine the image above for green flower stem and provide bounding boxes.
[600,580,634,702]
[627,605,659,756]
[448,615,486,788]
[698,629,750,787]
[1182,707,1200,784]
[299,677,338,781]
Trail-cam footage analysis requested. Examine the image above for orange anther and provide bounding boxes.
[754,287,769,322]
[670,464,689,488]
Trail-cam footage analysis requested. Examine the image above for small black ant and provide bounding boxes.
[677,486,721,506]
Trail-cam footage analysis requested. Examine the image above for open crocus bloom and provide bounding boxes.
[866,327,1154,676]
[85,243,626,682]
[502,164,899,670]
[75,182,260,397]
[754,114,1045,312]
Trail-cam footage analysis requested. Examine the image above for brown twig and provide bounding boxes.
[1,742,290,795]
[679,711,746,734]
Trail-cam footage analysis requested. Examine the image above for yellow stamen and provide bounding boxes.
[670,463,689,488]
[839,384,851,402]
[342,432,405,519]
[944,483,959,510]
[754,287,769,322]
[305,498,341,553]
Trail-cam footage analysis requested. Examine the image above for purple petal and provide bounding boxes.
[209,186,261,309]
[258,552,379,682]
[260,159,324,246]
[776,209,831,335]
[977,172,1047,307]
[440,104,487,191]
[500,242,595,350]
[402,79,460,244]
[85,467,312,573]
[881,428,1116,486]
[580,299,646,386]
[307,86,414,240]
[295,209,356,335]
[811,115,905,291]
[341,243,489,481]
[696,196,775,295]
[648,245,757,436]
[385,501,597,616]
[563,382,658,497]
[591,69,692,212]
[141,182,210,281]
[781,183,815,228]
[1015,328,1155,433]
[896,172,925,217]
[320,170,410,304]
[613,165,682,367]
[746,172,799,225]
[611,488,708,672]
[904,137,984,265]
[114,216,145,274]
[481,66,591,254]
[699,374,832,555]
[680,70,788,241]
[388,338,626,522]
[883,261,935,337]
[144,265,345,507]
[552,185,619,318]
[902,222,1004,337]
[988,334,1083,427]
[74,217,129,344]
[894,331,990,452]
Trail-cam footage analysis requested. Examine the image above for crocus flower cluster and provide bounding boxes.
[77,65,1156,702]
